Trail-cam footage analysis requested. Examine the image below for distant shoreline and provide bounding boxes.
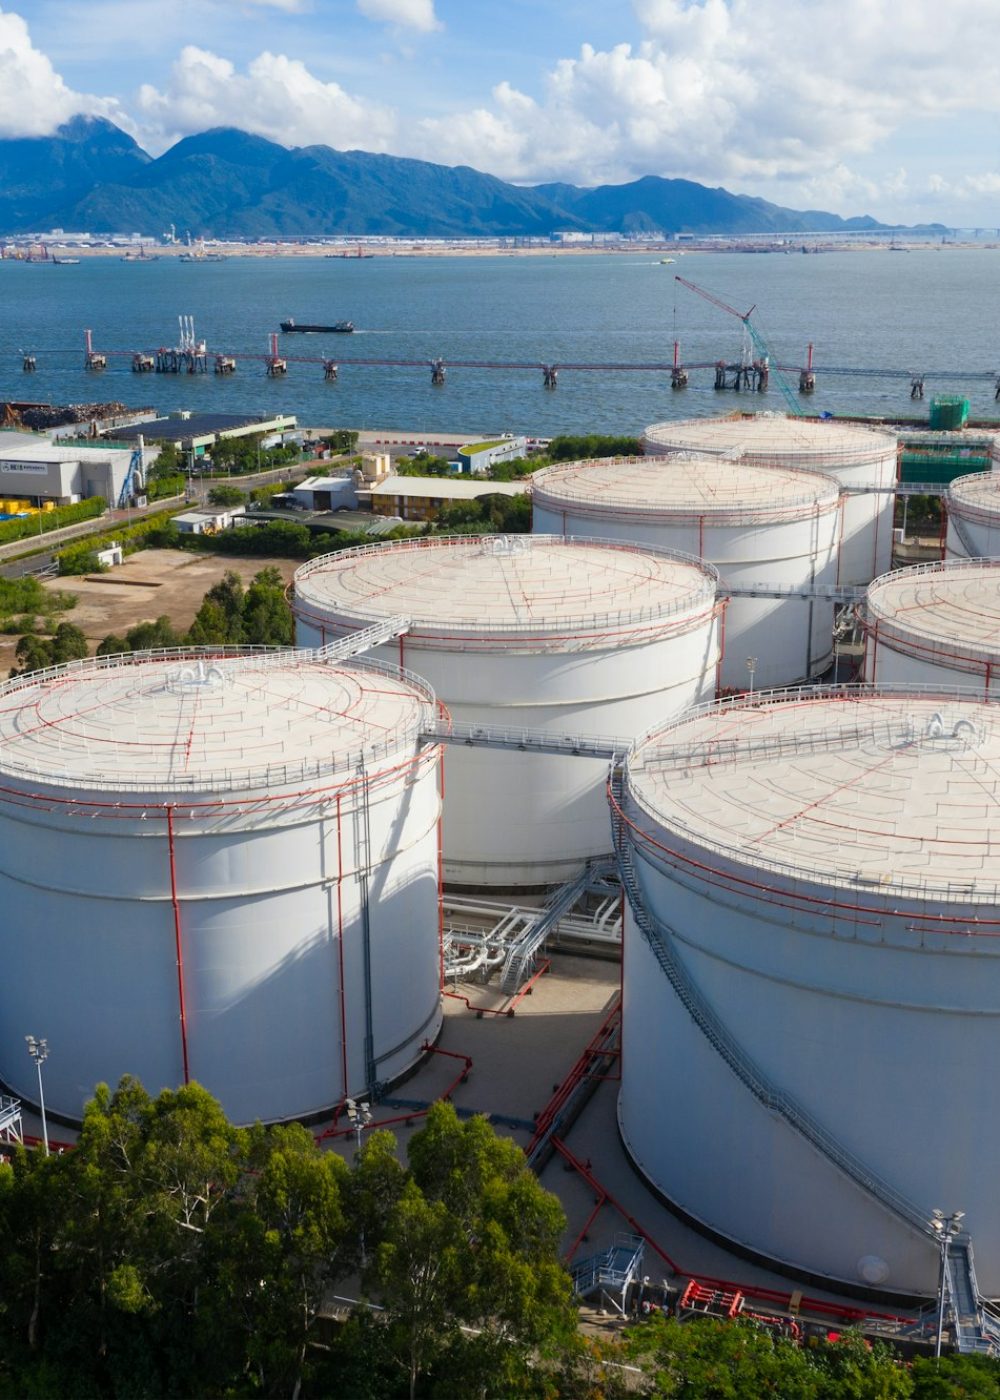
[5,240,993,262]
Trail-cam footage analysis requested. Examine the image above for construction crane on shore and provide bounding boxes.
[674,275,803,415]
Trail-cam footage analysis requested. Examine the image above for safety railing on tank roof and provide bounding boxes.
[0,636,428,698]
[293,534,721,635]
[642,421,900,468]
[609,765,936,1241]
[622,681,1000,911]
[867,555,1000,594]
[0,654,446,798]
[532,454,842,515]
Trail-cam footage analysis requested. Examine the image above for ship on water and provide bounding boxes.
[280,318,355,333]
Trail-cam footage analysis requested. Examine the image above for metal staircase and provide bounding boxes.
[314,615,410,663]
[945,1236,1000,1354]
[571,1233,645,1316]
[498,861,606,993]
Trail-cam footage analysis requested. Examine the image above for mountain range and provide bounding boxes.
[0,117,940,240]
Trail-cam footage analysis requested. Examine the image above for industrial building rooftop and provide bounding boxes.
[294,534,718,640]
[0,652,432,793]
[628,690,1000,901]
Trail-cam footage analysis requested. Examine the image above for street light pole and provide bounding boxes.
[24,1035,49,1156]
[930,1209,965,1360]
[345,1097,373,1156]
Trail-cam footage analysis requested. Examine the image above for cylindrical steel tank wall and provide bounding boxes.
[946,472,1000,557]
[643,415,899,584]
[294,536,720,888]
[617,688,1000,1297]
[0,652,443,1125]
[531,455,839,691]
[863,559,1000,697]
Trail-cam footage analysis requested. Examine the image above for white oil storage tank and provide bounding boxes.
[531,454,839,691]
[863,558,1000,696]
[0,649,443,1125]
[616,686,1000,1297]
[643,414,898,584]
[946,471,1000,557]
[293,535,720,889]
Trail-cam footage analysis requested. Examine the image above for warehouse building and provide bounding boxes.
[0,441,135,506]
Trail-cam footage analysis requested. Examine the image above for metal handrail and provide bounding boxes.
[293,532,720,637]
[532,453,842,520]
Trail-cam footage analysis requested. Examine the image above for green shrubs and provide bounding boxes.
[0,496,105,547]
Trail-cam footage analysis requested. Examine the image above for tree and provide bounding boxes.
[149,441,182,478]
[187,571,245,646]
[911,1354,1000,1398]
[327,429,359,454]
[50,622,89,665]
[10,633,55,675]
[369,1103,575,1400]
[242,568,293,646]
[547,434,642,461]
[207,484,246,507]
[125,616,181,651]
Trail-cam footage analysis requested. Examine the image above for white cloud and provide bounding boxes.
[136,45,397,152]
[244,0,308,9]
[410,0,1000,204]
[0,6,119,135]
[357,0,440,33]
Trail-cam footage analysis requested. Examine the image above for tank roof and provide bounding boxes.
[293,534,718,644]
[530,454,839,523]
[0,650,432,795]
[949,471,1000,517]
[643,413,898,464]
[627,688,1000,903]
[866,559,1000,666]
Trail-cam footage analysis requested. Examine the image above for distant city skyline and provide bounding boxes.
[5,0,999,225]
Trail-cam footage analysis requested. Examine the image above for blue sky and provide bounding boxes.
[5,0,1000,224]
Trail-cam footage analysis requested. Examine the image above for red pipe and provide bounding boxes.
[166,806,191,1085]
[335,792,349,1095]
[437,745,445,990]
[552,1136,681,1273]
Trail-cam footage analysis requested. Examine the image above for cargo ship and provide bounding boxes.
[280,319,355,333]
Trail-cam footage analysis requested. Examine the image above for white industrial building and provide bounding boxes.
[0,649,444,1126]
[643,415,899,584]
[293,534,720,888]
[531,453,839,690]
[862,557,1000,695]
[617,686,1000,1297]
[0,441,136,506]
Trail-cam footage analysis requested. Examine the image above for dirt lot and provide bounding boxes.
[0,550,297,674]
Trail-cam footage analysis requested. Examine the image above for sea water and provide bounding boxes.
[1,248,997,434]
